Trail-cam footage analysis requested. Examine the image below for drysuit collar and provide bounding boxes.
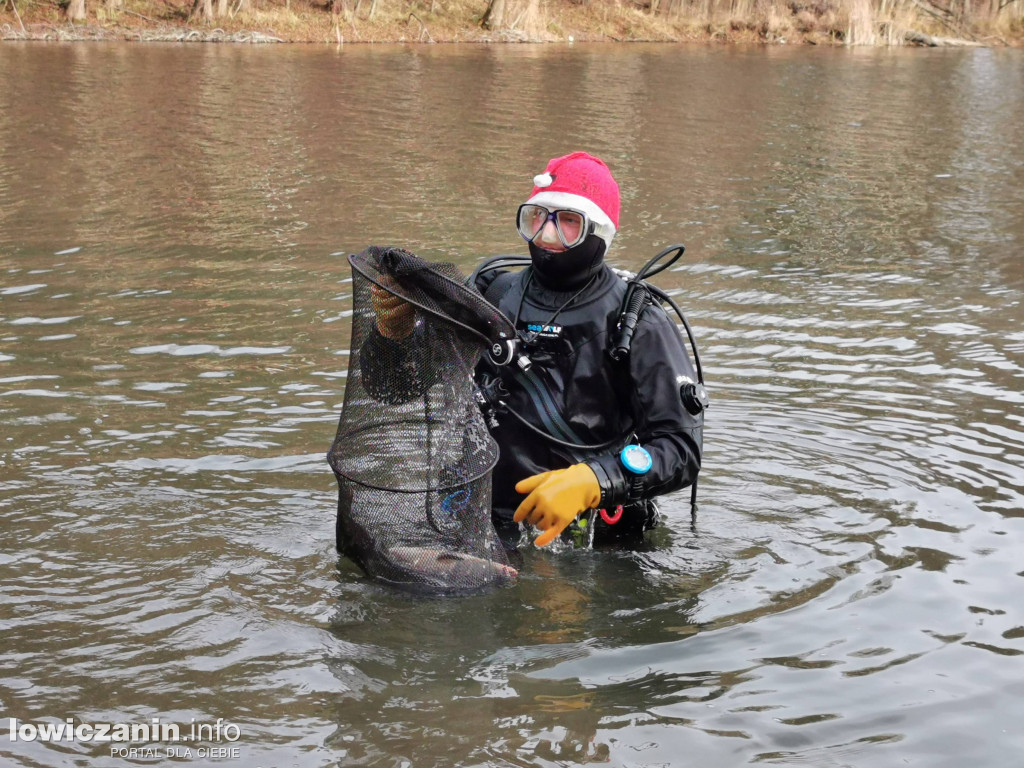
[528,234,607,290]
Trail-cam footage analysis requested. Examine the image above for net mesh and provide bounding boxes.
[328,246,517,594]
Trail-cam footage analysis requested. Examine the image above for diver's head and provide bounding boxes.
[516,152,620,289]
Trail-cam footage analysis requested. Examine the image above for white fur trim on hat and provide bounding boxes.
[525,190,617,245]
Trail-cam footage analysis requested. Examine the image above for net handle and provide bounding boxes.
[349,253,515,347]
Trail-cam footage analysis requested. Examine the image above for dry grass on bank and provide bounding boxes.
[1,0,1021,44]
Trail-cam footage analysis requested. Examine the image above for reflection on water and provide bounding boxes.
[1,43,1023,767]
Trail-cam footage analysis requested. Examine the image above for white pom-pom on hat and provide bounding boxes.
[533,173,553,188]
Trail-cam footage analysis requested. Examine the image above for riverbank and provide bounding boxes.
[1,0,1021,45]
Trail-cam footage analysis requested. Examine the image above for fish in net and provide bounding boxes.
[327,246,518,594]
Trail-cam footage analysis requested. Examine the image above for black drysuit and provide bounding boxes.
[474,264,703,535]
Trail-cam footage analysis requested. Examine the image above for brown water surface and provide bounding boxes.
[1,42,1023,768]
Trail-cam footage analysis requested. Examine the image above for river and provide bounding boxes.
[1,42,1022,768]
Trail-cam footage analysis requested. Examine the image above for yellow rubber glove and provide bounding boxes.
[370,282,415,340]
[513,464,601,547]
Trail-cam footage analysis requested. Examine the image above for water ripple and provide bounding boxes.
[1,43,1023,768]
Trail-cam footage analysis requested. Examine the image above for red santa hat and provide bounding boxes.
[526,152,620,247]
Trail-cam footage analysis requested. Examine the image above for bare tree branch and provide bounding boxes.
[11,0,27,32]
[408,11,433,40]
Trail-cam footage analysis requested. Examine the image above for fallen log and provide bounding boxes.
[905,29,984,46]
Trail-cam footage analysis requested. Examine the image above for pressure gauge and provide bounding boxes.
[620,445,653,475]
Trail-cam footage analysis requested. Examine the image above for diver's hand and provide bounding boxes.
[513,464,601,547]
[370,282,415,340]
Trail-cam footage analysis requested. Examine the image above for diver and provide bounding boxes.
[371,151,704,548]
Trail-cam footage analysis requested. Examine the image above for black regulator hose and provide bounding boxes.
[647,284,704,385]
[502,406,631,452]
[610,244,695,369]
[635,244,686,282]
[468,254,531,287]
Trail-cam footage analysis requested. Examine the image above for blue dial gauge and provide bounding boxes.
[620,445,653,475]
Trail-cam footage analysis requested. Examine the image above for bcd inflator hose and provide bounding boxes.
[609,286,650,362]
